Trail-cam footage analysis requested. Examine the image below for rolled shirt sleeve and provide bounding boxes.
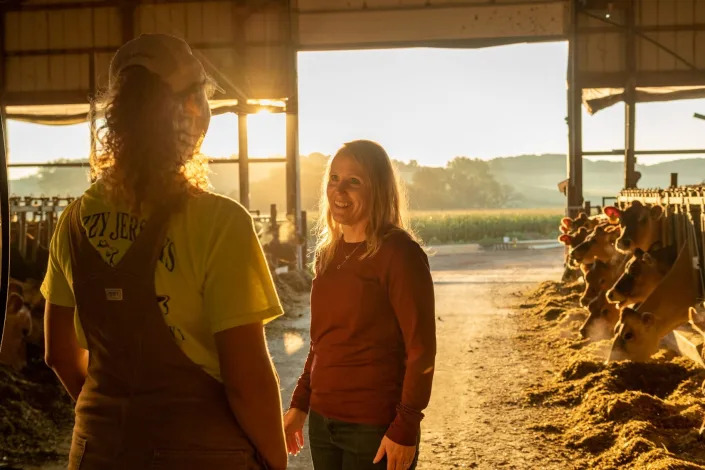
[384,239,436,446]
[202,203,283,332]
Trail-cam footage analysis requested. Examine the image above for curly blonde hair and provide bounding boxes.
[90,66,211,214]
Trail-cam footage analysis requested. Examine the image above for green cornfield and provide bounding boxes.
[407,209,563,245]
[303,208,564,245]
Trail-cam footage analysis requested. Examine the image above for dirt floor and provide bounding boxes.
[4,245,705,469]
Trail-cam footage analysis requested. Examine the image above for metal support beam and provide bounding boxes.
[624,0,638,189]
[0,5,6,96]
[0,105,9,342]
[238,113,250,209]
[286,109,302,269]
[121,0,136,45]
[287,1,303,270]
[624,96,637,188]
[583,148,705,156]
[566,0,583,218]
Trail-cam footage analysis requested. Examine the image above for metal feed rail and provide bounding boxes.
[7,196,289,260]
[617,185,705,367]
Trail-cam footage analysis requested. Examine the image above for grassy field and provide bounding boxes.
[408,208,563,245]
[302,208,564,245]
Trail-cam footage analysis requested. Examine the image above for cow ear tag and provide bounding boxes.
[105,288,123,301]
[603,206,620,219]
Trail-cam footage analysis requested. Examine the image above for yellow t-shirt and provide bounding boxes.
[40,181,283,381]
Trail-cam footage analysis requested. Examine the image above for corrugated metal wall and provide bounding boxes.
[577,0,705,88]
[1,0,292,106]
[295,0,568,49]
[4,0,705,109]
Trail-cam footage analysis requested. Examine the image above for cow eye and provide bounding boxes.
[623,331,634,341]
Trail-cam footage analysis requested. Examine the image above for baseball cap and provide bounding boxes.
[109,33,223,94]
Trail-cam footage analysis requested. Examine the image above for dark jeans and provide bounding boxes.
[308,410,420,470]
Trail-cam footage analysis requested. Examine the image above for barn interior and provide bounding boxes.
[2,1,705,468]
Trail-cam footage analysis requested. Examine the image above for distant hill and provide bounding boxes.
[487,154,705,208]
[7,153,704,210]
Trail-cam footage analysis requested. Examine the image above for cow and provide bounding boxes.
[0,292,33,371]
[685,306,705,437]
[609,243,697,362]
[558,226,590,249]
[604,201,664,254]
[605,244,677,307]
[569,224,621,265]
[580,258,625,307]
[580,292,621,341]
[21,278,46,346]
[560,213,603,234]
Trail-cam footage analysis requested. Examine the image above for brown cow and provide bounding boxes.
[0,293,33,371]
[687,306,705,437]
[606,244,677,307]
[569,224,621,265]
[609,243,697,362]
[558,226,590,248]
[604,201,664,254]
[580,293,621,340]
[580,257,625,307]
[560,213,606,235]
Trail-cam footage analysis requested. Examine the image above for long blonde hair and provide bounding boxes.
[313,140,413,274]
[91,66,212,215]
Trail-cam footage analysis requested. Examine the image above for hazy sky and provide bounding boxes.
[6,41,705,174]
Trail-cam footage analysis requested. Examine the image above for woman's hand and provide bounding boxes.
[373,436,416,470]
[283,408,307,456]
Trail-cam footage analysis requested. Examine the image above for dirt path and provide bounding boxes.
[269,245,581,469]
[30,245,577,470]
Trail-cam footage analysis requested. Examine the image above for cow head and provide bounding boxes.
[580,260,611,306]
[558,226,589,249]
[612,201,664,253]
[580,293,620,340]
[608,307,658,362]
[570,224,620,265]
[606,246,674,307]
[0,293,33,371]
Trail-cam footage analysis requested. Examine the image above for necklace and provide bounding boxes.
[336,242,363,270]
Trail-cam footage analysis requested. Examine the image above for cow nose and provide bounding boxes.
[618,238,632,250]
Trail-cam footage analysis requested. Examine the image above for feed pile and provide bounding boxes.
[520,281,705,469]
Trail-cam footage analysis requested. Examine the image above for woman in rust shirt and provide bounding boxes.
[284,140,436,470]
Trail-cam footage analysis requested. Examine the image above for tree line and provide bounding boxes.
[10,154,515,212]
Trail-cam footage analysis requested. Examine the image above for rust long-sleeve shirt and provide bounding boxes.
[290,230,436,446]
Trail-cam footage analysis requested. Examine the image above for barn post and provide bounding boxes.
[286,2,303,269]
[238,113,250,209]
[624,0,638,189]
[566,0,584,218]
[0,4,8,336]
[286,101,302,270]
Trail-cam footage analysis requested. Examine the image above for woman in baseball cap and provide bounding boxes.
[41,34,287,470]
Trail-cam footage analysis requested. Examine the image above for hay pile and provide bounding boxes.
[521,281,705,469]
[0,347,73,466]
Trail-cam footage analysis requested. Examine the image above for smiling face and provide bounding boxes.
[326,152,371,234]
